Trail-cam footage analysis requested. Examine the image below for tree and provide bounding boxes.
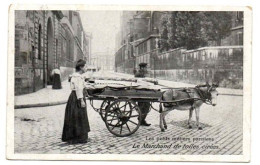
[159,14,170,51]
[203,12,233,45]
[176,11,208,50]
[159,11,233,50]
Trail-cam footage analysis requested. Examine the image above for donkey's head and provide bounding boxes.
[208,82,219,106]
[196,82,219,106]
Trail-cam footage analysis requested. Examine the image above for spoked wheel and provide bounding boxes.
[104,99,141,137]
[99,100,113,122]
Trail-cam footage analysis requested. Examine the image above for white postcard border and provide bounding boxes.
[7,4,252,162]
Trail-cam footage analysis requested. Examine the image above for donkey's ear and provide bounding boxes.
[215,81,219,87]
[206,81,209,86]
[213,81,219,87]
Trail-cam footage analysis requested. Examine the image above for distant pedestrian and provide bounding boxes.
[51,65,62,89]
[62,59,93,144]
[133,68,137,75]
[135,63,147,78]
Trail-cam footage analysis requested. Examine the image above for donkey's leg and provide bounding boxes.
[163,111,169,130]
[195,108,202,130]
[160,107,170,132]
[188,107,194,129]
[159,112,164,132]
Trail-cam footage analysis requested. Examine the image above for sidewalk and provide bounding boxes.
[15,80,71,109]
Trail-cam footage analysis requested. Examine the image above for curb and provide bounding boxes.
[15,100,67,109]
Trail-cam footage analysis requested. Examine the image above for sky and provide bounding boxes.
[80,11,121,56]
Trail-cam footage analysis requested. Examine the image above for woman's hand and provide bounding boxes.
[80,99,86,108]
[85,84,95,90]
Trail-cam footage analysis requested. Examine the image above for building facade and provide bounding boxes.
[114,11,244,89]
[83,32,92,64]
[15,10,91,95]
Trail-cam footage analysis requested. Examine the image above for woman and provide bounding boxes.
[51,65,62,89]
[62,59,91,144]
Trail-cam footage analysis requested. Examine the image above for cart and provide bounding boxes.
[85,82,164,137]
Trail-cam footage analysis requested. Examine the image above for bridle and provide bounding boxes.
[195,85,214,105]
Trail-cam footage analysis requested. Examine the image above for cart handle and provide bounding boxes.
[159,97,204,103]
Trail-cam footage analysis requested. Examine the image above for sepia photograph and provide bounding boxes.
[7,5,251,162]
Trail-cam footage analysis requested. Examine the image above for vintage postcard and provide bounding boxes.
[7,4,252,162]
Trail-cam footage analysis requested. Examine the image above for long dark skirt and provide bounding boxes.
[52,74,62,89]
[62,91,90,143]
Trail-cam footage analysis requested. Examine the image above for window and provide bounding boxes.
[236,12,243,21]
[68,39,71,60]
[140,44,143,55]
[134,34,138,40]
[130,36,134,42]
[56,39,58,62]
[38,24,41,59]
[237,32,243,45]
[65,30,75,61]
[69,11,73,25]
[144,42,147,53]
[77,24,81,45]
[62,36,67,59]
[236,12,243,26]
[30,46,35,63]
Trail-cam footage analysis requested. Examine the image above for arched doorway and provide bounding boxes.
[46,18,54,85]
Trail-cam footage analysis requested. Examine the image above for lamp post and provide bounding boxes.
[205,64,208,82]
[154,37,160,79]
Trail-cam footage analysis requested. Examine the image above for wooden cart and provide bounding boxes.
[86,85,162,137]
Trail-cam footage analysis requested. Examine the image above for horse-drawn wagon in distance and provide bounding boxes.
[85,77,219,137]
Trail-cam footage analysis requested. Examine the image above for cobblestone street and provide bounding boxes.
[14,88,243,155]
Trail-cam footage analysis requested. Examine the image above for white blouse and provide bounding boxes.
[70,72,93,99]
[51,68,61,75]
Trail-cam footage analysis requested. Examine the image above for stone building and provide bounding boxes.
[15,10,91,95]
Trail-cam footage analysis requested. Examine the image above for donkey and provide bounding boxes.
[159,83,219,132]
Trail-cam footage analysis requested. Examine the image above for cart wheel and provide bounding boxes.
[100,100,112,121]
[101,100,126,127]
[99,100,126,127]
[105,99,141,137]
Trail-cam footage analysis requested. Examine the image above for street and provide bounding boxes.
[14,72,243,155]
